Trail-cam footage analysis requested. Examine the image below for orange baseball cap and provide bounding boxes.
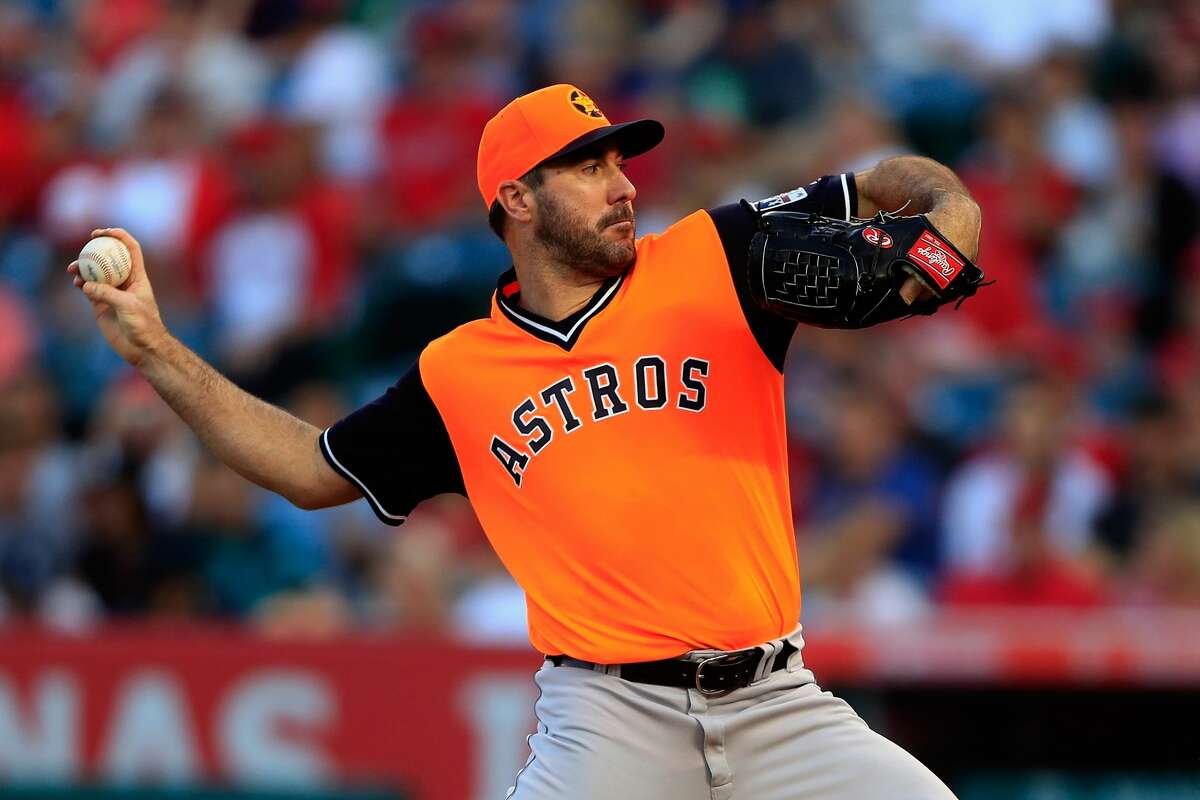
[476,84,664,208]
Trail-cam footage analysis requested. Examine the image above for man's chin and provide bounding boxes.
[589,245,635,279]
[611,240,637,269]
[617,250,637,275]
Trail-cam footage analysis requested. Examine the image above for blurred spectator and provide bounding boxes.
[915,0,1110,71]
[940,373,1109,606]
[1036,48,1119,189]
[1052,97,1159,385]
[180,2,272,133]
[0,369,80,612]
[185,453,291,617]
[86,0,192,148]
[375,7,497,235]
[366,517,458,633]
[204,119,352,372]
[688,3,823,129]
[958,88,1077,348]
[443,494,527,644]
[0,5,49,224]
[73,448,199,617]
[106,377,201,530]
[1174,378,1200,502]
[255,380,378,591]
[275,0,389,177]
[797,378,939,625]
[1155,248,1200,394]
[253,584,354,638]
[453,549,528,645]
[822,95,907,174]
[0,285,38,384]
[1122,503,1200,606]
[1093,394,1197,570]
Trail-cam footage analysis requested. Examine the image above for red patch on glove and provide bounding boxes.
[906,230,964,289]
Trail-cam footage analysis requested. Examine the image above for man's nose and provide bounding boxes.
[609,169,636,206]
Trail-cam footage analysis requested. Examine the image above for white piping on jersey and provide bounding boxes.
[501,275,624,343]
[840,173,850,221]
[759,223,768,305]
[320,427,407,522]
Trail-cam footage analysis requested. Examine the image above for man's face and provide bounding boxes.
[530,146,637,279]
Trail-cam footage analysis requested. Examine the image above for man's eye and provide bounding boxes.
[617,162,628,171]
[583,164,599,175]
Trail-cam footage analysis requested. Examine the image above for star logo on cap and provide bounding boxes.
[569,89,603,118]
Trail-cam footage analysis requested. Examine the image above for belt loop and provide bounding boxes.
[593,663,622,678]
[751,641,778,683]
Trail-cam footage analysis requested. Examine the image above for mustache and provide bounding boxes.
[598,205,635,230]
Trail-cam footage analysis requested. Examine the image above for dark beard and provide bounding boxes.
[534,190,636,280]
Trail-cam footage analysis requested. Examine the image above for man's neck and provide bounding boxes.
[511,254,609,322]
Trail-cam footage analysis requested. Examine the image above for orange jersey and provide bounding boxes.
[321,175,857,662]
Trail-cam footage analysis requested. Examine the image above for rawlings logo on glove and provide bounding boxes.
[907,230,965,287]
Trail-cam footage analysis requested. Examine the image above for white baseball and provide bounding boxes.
[78,236,133,286]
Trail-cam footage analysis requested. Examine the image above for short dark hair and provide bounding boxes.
[488,166,546,241]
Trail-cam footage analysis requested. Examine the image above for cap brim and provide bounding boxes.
[540,119,665,166]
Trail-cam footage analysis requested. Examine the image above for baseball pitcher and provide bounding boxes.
[72,84,986,799]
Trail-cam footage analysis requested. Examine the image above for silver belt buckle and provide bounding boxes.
[694,652,751,696]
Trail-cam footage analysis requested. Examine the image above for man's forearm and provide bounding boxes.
[857,156,981,260]
[139,333,340,508]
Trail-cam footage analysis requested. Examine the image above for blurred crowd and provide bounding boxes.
[1,0,1199,639]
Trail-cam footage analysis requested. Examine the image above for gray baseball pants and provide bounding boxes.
[506,625,957,799]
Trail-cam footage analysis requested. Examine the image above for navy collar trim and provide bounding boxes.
[494,267,624,351]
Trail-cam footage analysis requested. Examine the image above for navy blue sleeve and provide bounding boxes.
[708,173,858,371]
[319,364,466,526]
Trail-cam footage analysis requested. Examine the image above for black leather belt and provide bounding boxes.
[547,640,798,696]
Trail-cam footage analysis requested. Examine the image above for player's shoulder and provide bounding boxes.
[634,208,722,257]
[421,317,495,362]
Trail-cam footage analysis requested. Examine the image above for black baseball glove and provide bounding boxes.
[744,203,989,329]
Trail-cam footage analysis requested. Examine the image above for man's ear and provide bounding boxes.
[497,180,535,225]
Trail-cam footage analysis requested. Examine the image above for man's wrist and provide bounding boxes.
[926,192,981,260]
[137,327,179,374]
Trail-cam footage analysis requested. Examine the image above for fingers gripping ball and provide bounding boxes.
[78,236,133,286]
